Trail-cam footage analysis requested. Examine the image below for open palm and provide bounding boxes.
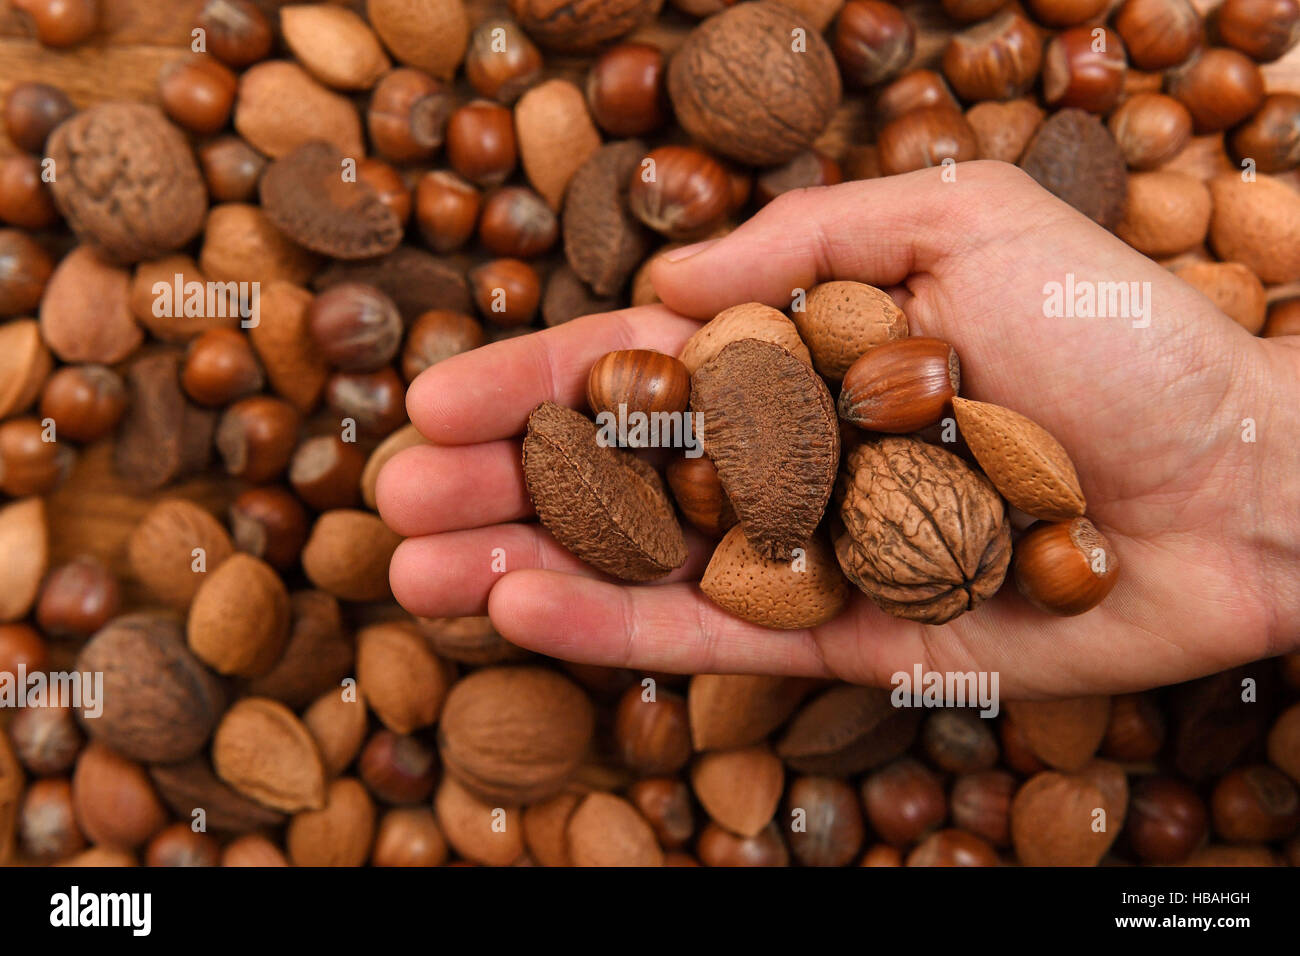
[378,162,1300,698]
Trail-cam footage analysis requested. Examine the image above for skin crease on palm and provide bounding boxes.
[377,161,1300,700]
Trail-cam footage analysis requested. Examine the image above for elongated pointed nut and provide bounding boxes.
[701,526,848,629]
[691,745,784,837]
[951,397,1086,520]
[213,697,327,813]
[1013,518,1120,616]
[839,337,960,433]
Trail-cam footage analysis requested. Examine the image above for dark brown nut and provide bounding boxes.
[45,103,206,264]
[508,0,663,52]
[629,778,694,850]
[1217,0,1300,62]
[215,395,301,482]
[1108,92,1193,169]
[875,69,960,127]
[1024,0,1108,26]
[966,99,1043,163]
[860,844,903,866]
[586,42,667,136]
[777,685,920,776]
[0,231,54,318]
[39,246,142,365]
[697,820,789,866]
[259,142,403,260]
[325,367,407,437]
[402,309,485,381]
[16,0,96,50]
[188,553,291,678]
[415,170,481,253]
[522,402,687,581]
[198,136,265,203]
[145,823,220,867]
[181,327,264,407]
[542,264,619,327]
[628,145,730,240]
[1169,668,1269,781]
[244,590,351,708]
[1125,775,1207,863]
[371,807,447,867]
[940,0,1007,21]
[159,55,238,135]
[906,828,1000,866]
[614,685,692,775]
[468,258,541,328]
[35,556,120,639]
[1210,765,1300,842]
[307,282,403,372]
[785,776,865,867]
[668,2,841,166]
[833,1,916,87]
[563,140,652,297]
[1229,93,1300,173]
[3,82,74,153]
[301,509,402,602]
[446,100,517,187]
[73,612,225,763]
[878,106,979,175]
[479,187,558,258]
[1013,518,1121,616]
[587,349,690,418]
[228,486,310,572]
[951,770,1015,847]
[1166,48,1265,133]
[197,0,273,68]
[367,68,453,163]
[942,12,1043,103]
[0,418,72,497]
[1043,27,1127,113]
[1020,109,1128,230]
[70,741,167,850]
[289,436,367,511]
[666,453,737,538]
[1004,697,1112,772]
[359,730,438,805]
[1113,0,1201,70]
[466,17,543,103]
[10,704,81,776]
[1101,692,1166,761]
[921,709,998,774]
[113,352,216,490]
[38,365,123,442]
[0,154,58,229]
[861,757,946,846]
[18,778,85,860]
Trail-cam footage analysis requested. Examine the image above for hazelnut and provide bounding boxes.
[587,349,691,419]
[921,709,999,774]
[1012,518,1120,616]
[1023,0,1108,27]
[196,0,272,68]
[628,778,695,850]
[951,770,1015,847]
[876,105,978,175]
[3,82,74,153]
[666,453,738,538]
[19,778,85,860]
[325,367,407,437]
[197,136,267,203]
[12,0,98,48]
[215,396,301,482]
[614,685,692,775]
[145,822,220,867]
[1108,92,1193,169]
[753,151,842,206]
[1101,692,1166,761]
[875,69,959,127]
[942,12,1044,103]
[697,820,789,867]
[0,230,54,317]
[70,741,168,850]
[372,807,448,866]
[1216,0,1300,62]
[0,154,59,230]
[446,100,518,187]
[229,486,309,571]
[0,417,73,497]
[1210,765,1300,842]
[38,364,126,443]
[1166,48,1264,133]
[834,1,916,87]
[181,327,264,407]
[906,829,1000,866]
[1113,0,1202,70]
[465,17,543,103]
[221,834,289,867]
[859,843,903,866]
[356,159,412,225]
[1263,298,1300,338]
[1125,775,1207,863]
[785,776,865,867]
[839,337,961,431]
[469,258,541,327]
[35,556,120,639]
[1229,93,1300,173]
[861,757,946,846]
[0,622,48,679]
[359,730,439,805]
[940,0,1007,19]
[1043,27,1127,114]
[586,42,668,136]
[402,309,485,381]
[479,187,558,258]
[10,704,81,776]
[367,68,453,164]
[158,55,238,135]
[415,170,481,253]
[307,283,403,372]
[627,145,731,240]
[288,435,367,511]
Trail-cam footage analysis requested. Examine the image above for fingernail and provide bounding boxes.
[662,239,719,263]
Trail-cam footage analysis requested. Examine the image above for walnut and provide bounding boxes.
[668,2,842,166]
[835,437,1011,624]
[1019,109,1128,231]
[508,0,664,52]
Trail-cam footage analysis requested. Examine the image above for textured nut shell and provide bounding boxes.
[516,79,603,210]
[688,675,815,751]
[1011,771,1114,866]
[952,397,1086,520]
[1207,174,1300,284]
[301,509,403,601]
[701,525,848,629]
[1020,109,1128,230]
[46,103,207,264]
[967,99,1044,163]
[248,281,328,413]
[0,498,47,622]
[509,0,664,51]
[438,666,595,805]
[128,499,233,611]
[679,303,812,374]
[114,351,217,490]
[148,757,286,832]
[213,697,327,812]
[434,775,524,865]
[566,791,664,866]
[38,247,142,364]
[200,204,320,287]
[418,615,530,665]
[777,685,920,775]
[562,140,652,296]
[234,61,365,158]
[303,690,368,777]
[794,282,908,381]
[287,777,375,866]
[356,621,449,734]
[1,731,23,864]
[523,790,583,866]
[1116,172,1210,258]
[0,320,52,419]
[1173,261,1268,334]
[367,0,468,79]
[522,402,687,581]
[1004,697,1111,771]
[691,339,839,560]
[281,5,390,90]
[668,2,841,166]
[74,613,225,763]
[691,746,784,837]
[187,554,291,677]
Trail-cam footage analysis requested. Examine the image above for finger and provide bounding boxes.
[650,162,1044,319]
[390,527,715,619]
[376,441,530,537]
[406,305,702,446]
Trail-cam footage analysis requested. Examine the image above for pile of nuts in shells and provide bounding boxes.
[0,0,1298,867]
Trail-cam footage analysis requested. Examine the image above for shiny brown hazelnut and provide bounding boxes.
[215,395,301,482]
[3,82,74,153]
[834,1,916,87]
[1042,27,1127,113]
[402,309,486,381]
[465,17,543,104]
[1113,0,1202,70]
[446,100,517,187]
[666,453,737,538]
[906,828,1000,866]
[0,622,48,677]
[785,776,865,867]
[1012,517,1121,616]
[1167,48,1264,132]
[478,187,558,258]
[877,106,979,176]
[859,843,903,865]
[875,69,960,126]
[145,822,220,867]
[1107,92,1193,169]
[839,335,961,432]
[371,807,447,867]
[70,741,168,849]
[19,778,86,860]
[999,710,1047,775]
[1101,692,1166,761]
[307,283,403,372]
[1125,775,1207,863]
[0,228,54,317]
[1023,0,1108,27]
[1263,298,1300,338]
[951,770,1016,846]
[1210,765,1300,842]
[861,757,946,847]
[221,834,289,867]
[586,42,668,136]
[325,367,407,437]
[196,0,272,68]
[921,709,999,774]
[753,151,842,206]
[613,685,692,775]
[229,486,310,571]
[628,778,695,850]
[941,0,1007,19]
[35,556,120,639]
[288,435,366,511]
[415,170,481,254]
[0,154,60,230]
[359,730,438,805]
[627,145,731,240]
[159,55,238,135]
[469,258,540,327]
[587,349,691,419]
[356,159,412,226]
[39,364,127,443]
[1230,93,1300,173]
[1217,0,1300,62]
[10,703,82,776]
[368,68,454,164]
[0,416,73,496]
[942,12,1044,103]
[181,327,264,407]
[13,0,98,48]
[197,135,267,203]
[697,821,789,867]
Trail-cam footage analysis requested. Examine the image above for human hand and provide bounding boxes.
[378,161,1300,699]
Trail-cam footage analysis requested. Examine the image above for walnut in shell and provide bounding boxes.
[509,0,664,52]
[834,436,1012,624]
[1019,109,1128,230]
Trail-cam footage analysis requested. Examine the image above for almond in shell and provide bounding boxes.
[700,525,848,629]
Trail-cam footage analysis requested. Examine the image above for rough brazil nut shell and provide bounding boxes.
[690,339,840,560]
[701,525,848,629]
[521,402,687,581]
[668,2,842,166]
[562,140,652,297]
[45,103,207,264]
[1019,109,1128,230]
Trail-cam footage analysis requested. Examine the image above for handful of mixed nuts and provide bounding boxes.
[524,281,1120,627]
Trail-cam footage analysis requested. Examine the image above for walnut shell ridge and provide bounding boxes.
[834,437,1011,624]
